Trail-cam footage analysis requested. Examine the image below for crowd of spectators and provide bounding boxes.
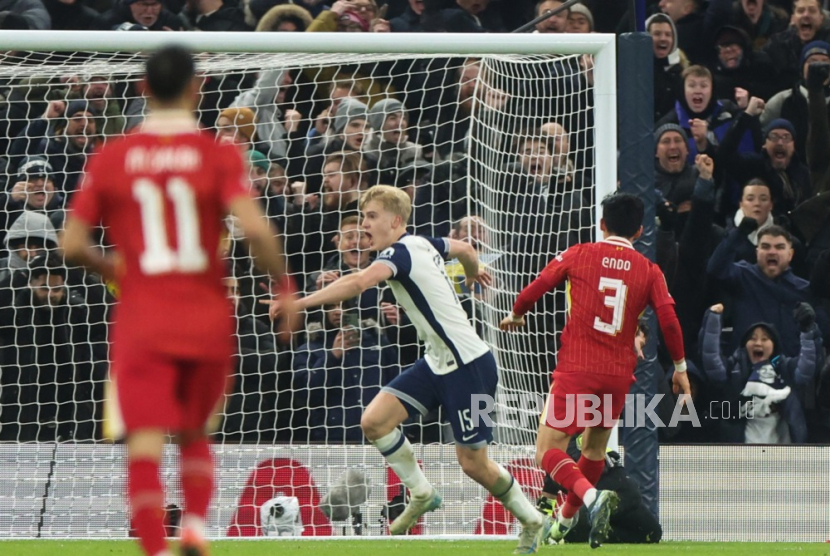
[0,0,828,446]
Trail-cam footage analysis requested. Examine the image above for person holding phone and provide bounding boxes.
[292,303,400,443]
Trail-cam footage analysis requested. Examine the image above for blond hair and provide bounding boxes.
[340,214,360,229]
[360,185,411,223]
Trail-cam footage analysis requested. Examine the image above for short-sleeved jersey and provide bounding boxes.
[375,234,489,374]
[516,237,675,377]
[70,118,249,360]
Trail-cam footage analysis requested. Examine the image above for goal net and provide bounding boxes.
[0,32,615,538]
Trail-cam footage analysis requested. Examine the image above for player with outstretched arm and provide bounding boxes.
[62,46,296,556]
[500,192,690,549]
[264,185,551,554]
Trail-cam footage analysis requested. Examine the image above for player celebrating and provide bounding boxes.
[500,192,690,549]
[63,46,295,556]
[264,185,550,554]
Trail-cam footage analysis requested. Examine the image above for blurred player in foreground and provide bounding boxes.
[500,192,690,549]
[263,185,551,554]
[63,45,295,556]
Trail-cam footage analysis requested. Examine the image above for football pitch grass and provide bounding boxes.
[4,541,829,556]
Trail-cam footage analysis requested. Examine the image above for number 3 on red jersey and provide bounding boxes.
[593,277,627,335]
[133,177,208,275]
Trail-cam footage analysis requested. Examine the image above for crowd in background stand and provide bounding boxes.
[0,0,828,446]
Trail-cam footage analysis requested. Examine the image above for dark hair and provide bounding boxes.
[757,224,792,245]
[602,192,644,238]
[145,45,195,102]
[28,253,66,282]
[741,178,771,197]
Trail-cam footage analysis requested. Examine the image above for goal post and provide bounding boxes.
[0,30,615,539]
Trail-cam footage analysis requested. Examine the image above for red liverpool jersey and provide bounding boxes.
[513,237,675,377]
[70,113,249,360]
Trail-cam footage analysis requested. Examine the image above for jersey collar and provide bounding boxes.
[602,236,635,249]
[140,110,200,135]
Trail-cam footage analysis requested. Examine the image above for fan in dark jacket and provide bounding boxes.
[292,304,400,443]
[701,306,822,443]
[760,40,830,162]
[761,0,830,94]
[718,111,811,217]
[96,0,183,29]
[707,224,830,357]
[43,0,98,29]
[711,25,779,102]
[723,0,789,50]
[390,0,423,31]
[179,0,251,30]
[792,62,830,261]
[648,13,688,123]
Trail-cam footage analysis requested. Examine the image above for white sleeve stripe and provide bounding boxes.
[375,258,398,276]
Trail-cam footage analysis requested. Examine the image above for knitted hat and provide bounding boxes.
[654,123,689,143]
[367,98,404,132]
[18,156,52,183]
[801,40,830,66]
[569,4,594,31]
[218,107,257,142]
[333,98,368,135]
[763,118,796,139]
[248,149,270,173]
[65,99,100,119]
[715,25,746,48]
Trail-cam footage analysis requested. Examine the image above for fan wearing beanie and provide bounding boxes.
[718,95,812,216]
[216,107,257,151]
[365,98,425,176]
[760,39,830,160]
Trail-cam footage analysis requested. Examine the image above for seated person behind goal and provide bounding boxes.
[264,184,552,554]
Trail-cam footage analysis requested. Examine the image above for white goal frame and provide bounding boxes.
[0,30,617,539]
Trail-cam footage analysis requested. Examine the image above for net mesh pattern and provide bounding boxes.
[0,47,598,537]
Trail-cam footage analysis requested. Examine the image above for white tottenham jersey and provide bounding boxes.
[374,234,489,374]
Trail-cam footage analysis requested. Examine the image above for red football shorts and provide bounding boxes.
[541,370,635,436]
[107,350,232,437]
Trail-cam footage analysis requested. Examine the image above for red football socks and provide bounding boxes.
[128,458,167,556]
[180,439,214,521]
[561,456,605,518]
[541,449,594,518]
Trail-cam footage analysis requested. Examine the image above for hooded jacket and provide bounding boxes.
[254,3,312,31]
[231,68,304,162]
[0,211,58,277]
[647,13,687,123]
[701,311,821,442]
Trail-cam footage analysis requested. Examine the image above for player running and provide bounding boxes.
[63,45,296,556]
[264,185,551,554]
[500,192,690,549]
